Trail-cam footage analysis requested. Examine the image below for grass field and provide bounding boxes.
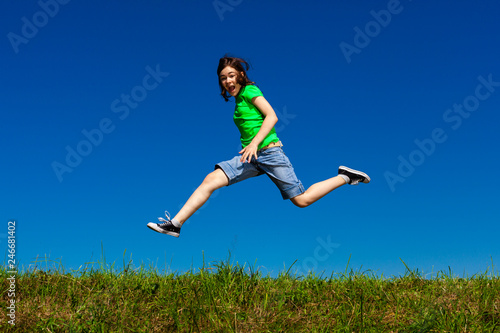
[1,253,499,332]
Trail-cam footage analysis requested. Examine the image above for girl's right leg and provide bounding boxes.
[173,168,229,225]
[148,156,257,236]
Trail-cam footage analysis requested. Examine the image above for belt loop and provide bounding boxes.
[260,140,282,152]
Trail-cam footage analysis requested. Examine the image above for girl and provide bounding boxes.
[147,56,370,237]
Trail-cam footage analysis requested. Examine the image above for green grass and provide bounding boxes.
[1,253,499,332]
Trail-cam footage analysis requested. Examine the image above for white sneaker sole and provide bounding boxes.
[339,166,371,184]
[147,222,180,238]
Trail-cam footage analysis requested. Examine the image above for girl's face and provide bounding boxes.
[219,66,243,97]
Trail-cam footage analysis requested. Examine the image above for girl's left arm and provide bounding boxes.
[239,96,278,163]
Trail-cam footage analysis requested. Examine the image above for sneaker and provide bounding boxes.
[338,166,371,185]
[147,211,181,237]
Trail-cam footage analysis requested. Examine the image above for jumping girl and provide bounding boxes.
[147,56,370,237]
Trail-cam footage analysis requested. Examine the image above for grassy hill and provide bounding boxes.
[1,255,499,332]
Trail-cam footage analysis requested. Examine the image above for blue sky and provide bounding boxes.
[2,0,499,278]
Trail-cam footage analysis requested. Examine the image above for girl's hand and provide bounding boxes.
[239,143,258,163]
[237,96,278,163]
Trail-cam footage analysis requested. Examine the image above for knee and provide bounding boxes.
[291,196,311,208]
[201,170,228,191]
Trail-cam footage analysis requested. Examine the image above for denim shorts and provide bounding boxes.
[215,146,305,200]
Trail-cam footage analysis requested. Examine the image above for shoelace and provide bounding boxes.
[158,211,172,225]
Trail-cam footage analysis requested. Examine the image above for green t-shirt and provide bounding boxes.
[234,85,279,149]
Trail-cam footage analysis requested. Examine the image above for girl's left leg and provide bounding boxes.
[290,176,346,208]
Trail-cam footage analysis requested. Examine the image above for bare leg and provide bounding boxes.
[290,175,347,208]
[173,168,229,225]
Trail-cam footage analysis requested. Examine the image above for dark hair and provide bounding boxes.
[217,55,255,101]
